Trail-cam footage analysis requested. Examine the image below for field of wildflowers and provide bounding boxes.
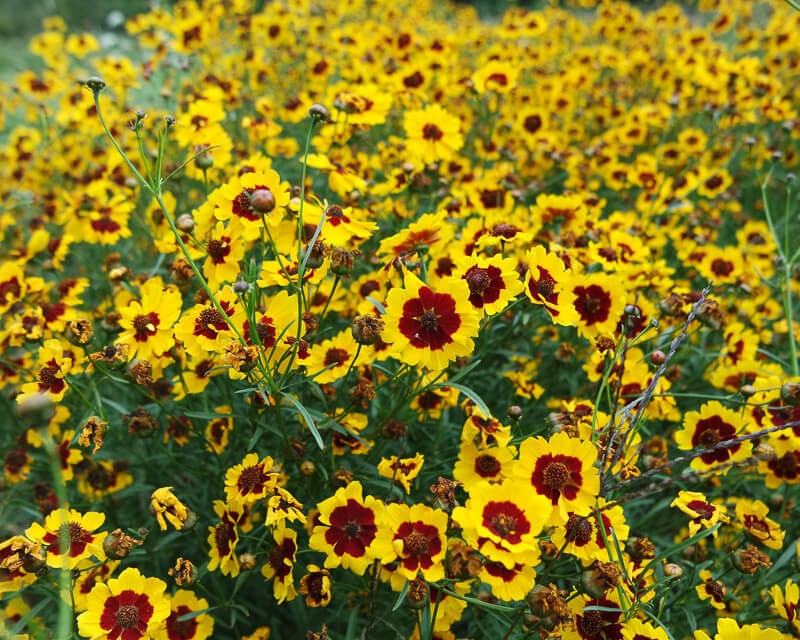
[2,0,800,638]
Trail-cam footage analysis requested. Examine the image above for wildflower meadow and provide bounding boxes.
[2,0,800,638]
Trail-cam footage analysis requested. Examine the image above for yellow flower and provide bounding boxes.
[77,567,169,640]
[382,272,480,370]
[403,104,464,165]
[150,487,191,531]
[26,508,106,569]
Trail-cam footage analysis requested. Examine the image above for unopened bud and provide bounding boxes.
[85,76,106,93]
[250,188,276,213]
[650,350,666,365]
[309,103,331,124]
[176,214,195,232]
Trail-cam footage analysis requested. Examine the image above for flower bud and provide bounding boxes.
[650,350,666,365]
[176,213,195,232]
[85,76,106,93]
[309,103,331,124]
[663,563,683,578]
[250,188,276,213]
[781,382,800,406]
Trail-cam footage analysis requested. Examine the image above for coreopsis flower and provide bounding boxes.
[567,272,627,340]
[735,499,784,550]
[513,431,600,524]
[403,104,464,165]
[173,288,239,359]
[77,459,134,501]
[16,338,73,404]
[372,503,448,581]
[0,536,43,593]
[549,499,630,565]
[452,479,551,569]
[308,481,383,575]
[471,59,519,94]
[241,627,272,640]
[703,618,785,640]
[153,589,214,640]
[265,487,305,527]
[770,579,800,635]
[261,521,298,604]
[524,245,578,326]
[207,499,246,577]
[201,222,246,289]
[204,407,233,455]
[0,261,44,315]
[621,619,670,640]
[25,508,107,569]
[376,453,424,493]
[210,168,290,240]
[453,440,516,486]
[674,401,752,474]
[670,491,729,537]
[305,330,366,384]
[224,453,279,504]
[73,561,120,612]
[77,567,170,640]
[376,212,455,263]
[383,272,480,370]
[454,254,523,316]
[150,487,192,531]
[242,290,298,357]
[695,569,727,610]
[480,559,538,602]
[567,595,624,640]
[298,564,332,607]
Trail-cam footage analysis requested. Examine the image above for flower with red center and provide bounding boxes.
[568,595,624,640]
[207,499,246,577]
[77,567,169,640]
[305,330,367,384]
[674,401,751,474]
[403,104,464,165]
[308,481,383,575]
[73,561,120,612]
[17,338,73,404]
[224,453,279,504]
[480,559,537,602]
[452,479,550,569]
[211,169,290,240]
[376,453,425,494]
[513,431,600,524]
[735,499,784,550]
[567,272,626,339]
[173,289,239,359]
[695,569,727,610]
[376,212,454,261]
[117,277,182,362]
[670,491,729,537]
[770,579,800,636]
[261,521,298,604]
[472,59,519,94]
[155,590,214,640]
[202,222,246,289]
[550,499,630,566]
[620,619,669,640]
[298,564,332,607]
[524,246,578,327]
[372,503,448,581]
[26,508,107,569]
[455,254,523,316]
[453,440,516,486]
[383,272,480,370]
[204,407,233,454]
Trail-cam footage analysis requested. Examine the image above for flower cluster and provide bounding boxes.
[2,0,800,638]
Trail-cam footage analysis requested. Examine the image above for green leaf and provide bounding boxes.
[283,393,325,449]
[434,381,492,417]
[393,580,410,611]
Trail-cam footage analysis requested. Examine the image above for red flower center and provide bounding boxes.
[116,604,140,628]
[166,605,198,640]
[475,454,501,478]
[398,286,462,351]
[325,499,377,558]
[422,123,443,140]
[133,312,159,340]
[531,454,583,504]
[482,501,530,543]
[573,284,612,325]
[237,464,269,497]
